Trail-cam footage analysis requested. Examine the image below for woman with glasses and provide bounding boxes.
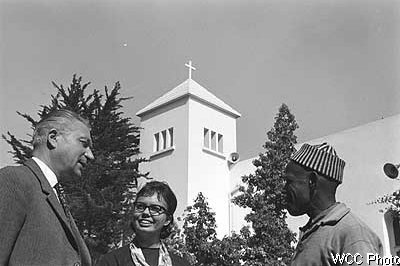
[97,181,190,266]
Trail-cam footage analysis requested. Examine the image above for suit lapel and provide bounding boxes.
[24,159,80,251]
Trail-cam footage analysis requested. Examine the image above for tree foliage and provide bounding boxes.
[232,103,298,265]
[371,186,400,218]
[163,222,197,265]
[183,192,218,265]
[2,74,146,261]
[182,192,244,266]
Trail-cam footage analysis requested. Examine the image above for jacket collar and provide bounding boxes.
[299,202,350,241]
[24,158,80,251]
[24,158,54,195]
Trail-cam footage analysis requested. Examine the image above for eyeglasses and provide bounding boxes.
[133,202,167,216]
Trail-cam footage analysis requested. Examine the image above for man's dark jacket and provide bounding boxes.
[0,159,91,266]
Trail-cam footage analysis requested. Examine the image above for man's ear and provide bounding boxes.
[47,129,58,149]
[308,171,318,190]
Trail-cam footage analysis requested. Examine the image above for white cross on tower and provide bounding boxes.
[185,60,196,80]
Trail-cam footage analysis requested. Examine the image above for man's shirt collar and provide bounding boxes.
[299,202,350,241]
[32,157,58,188]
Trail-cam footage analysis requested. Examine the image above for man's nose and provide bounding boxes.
[85,148,94,160]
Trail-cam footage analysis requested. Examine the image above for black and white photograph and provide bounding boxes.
[1,1,399,265]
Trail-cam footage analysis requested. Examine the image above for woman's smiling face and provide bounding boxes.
[132,193,171,237]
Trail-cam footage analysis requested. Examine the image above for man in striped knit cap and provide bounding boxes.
[283,142,383,266]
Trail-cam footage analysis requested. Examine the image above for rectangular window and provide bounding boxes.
[168,127,174,147]
[154,133,160,152]
[211,131,216,151]
[203,128,210,148]
[218,134,223,153]
[203,128,223,154]
[162,130,167,150]
[153,127,174,154]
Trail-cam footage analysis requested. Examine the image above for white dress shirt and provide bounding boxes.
[32,157,60,201]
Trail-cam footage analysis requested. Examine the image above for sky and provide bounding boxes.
[1,0,399,166]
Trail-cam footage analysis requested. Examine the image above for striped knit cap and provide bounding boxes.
[290,142,346,183]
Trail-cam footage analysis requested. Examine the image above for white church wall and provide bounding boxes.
[187,96,238,237]
[229,158,255,233]
[308,115,399,255]
[138,98,191,220]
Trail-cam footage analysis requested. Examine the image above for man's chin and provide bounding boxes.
[60,171,82,182]
[72,172,82,180]
[287,206,305,216]
[288,211,302,216]
[72,166,84,178]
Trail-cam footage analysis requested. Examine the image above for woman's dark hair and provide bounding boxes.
[132,180,177,239]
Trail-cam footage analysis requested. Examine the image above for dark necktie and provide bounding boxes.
[54,183,70,217]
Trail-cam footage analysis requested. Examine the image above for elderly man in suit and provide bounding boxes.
[0,109,94,266]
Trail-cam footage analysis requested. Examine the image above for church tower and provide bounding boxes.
[136,62,241,236]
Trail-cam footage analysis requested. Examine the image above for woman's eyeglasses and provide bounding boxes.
[133,202,167,216]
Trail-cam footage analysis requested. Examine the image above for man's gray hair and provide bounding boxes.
[32,109,90,148]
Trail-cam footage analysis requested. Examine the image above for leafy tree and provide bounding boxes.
[182,192,244,266]
[212,230,248,266]
[183,192,218,266]
[233,103,298,265]
[371,187,400,218]
[163,222,197,265]
[2,75,146,262]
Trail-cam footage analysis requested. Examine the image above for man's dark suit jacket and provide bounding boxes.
[0,159,91,266]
